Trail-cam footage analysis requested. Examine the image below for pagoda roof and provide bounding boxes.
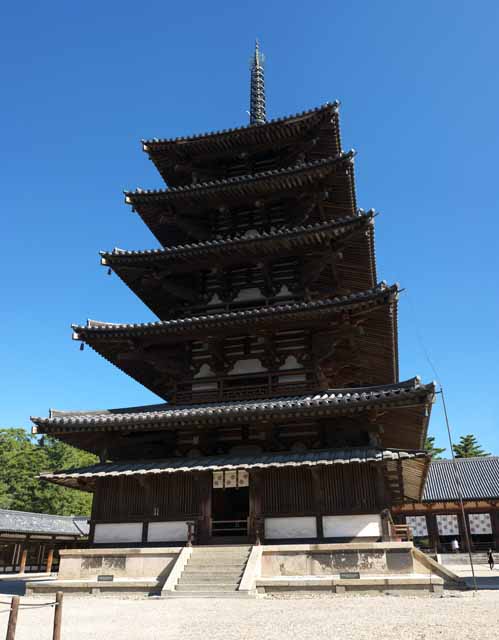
[72,282,397,340]
[32,378,435,434]
[101,211,374,268]
[126,152,354,206]
[142,103,341,183]
[39,447,429,500]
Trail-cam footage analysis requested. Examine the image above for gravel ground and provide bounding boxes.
[1,591,499,640]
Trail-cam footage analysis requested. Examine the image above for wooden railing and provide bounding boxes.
[211,519,248,536]
[176,369,315,404]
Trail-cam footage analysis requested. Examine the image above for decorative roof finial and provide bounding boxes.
[250,39,267,126]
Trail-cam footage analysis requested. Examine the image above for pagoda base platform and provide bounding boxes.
[25,542,464,596]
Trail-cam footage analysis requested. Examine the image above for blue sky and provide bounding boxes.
[1,1,498,455]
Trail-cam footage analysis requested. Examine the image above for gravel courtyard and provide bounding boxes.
[1,590,499,640]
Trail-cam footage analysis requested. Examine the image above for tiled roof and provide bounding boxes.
[0,509,89,536]
[101,212,374,265]
[125,153,354,201]
[423,457,499,502]
[72,282,397,338]
[40,447,428,490]
[31,378,435,431]
[142,102,339,147]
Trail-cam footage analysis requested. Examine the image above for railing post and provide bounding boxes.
[186,521,194,547]
[255,519,262,546]
[6,596,20,640]
[52,591,63,640]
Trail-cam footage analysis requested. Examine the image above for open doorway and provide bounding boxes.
[211,471,249,539]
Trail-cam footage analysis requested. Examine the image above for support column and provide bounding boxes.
[457,509,469,552]
[311,468,324,540]
[426,510,440,553]
[46,548,54,574]
[19,548,27,575]
[489,507,499,551]
[196,471,212,544]
[249,470,263,543]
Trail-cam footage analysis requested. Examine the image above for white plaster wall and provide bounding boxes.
[265,517,317,539]
[233,287,263,302]
[193,363,215,379]
[322,514,381,538]
[228,358,267,375]
[279,355,302,371]
[94,523,143,544]
[147,521,188,542]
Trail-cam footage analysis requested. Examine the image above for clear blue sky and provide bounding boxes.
[1,1,498,455]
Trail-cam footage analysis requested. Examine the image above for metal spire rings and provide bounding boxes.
[250,40,267,126]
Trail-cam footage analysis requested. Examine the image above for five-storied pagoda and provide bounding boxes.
[32,43,435,547]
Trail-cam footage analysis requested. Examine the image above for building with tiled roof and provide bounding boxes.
[0,509,88,574]
[394,457,499,552]
[32,42,435,549]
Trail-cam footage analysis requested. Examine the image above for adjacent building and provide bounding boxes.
[394,457,499,552]
[0,509,88,573]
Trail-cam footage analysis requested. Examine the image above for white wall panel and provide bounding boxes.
[147,521,188,542]
[94,523,143,544]
[323,514,381,538]
[265,517,317,539]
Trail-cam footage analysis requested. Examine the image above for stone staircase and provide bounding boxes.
[169,545,252,598]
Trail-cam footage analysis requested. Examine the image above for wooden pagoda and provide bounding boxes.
[32,43,435,546]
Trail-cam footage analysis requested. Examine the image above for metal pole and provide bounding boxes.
[440,387,478,592]
[52,591,63,640]
[6,596,20,640]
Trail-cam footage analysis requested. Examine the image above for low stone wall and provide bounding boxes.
[58,547,182,581]
[261,542,415,577]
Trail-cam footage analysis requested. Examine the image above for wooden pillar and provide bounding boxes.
[311,468,324,540]
[456,509,469,552]
[426,510,440,553]
[249,470,263,543]
[19,547,27,574]
[196,472,212,544]
[489,506,499,551]
[46,548,54,574]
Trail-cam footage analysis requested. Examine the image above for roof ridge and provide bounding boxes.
[141,102,339,146]
[125,152,354,199]
[0,508,85,520]
[100,211,375,261]
[72,282,397,334]
[31,377,433,425]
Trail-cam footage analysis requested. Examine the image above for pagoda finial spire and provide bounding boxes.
[250,39,267,126]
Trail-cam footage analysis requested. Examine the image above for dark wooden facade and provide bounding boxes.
[33,52,435,546]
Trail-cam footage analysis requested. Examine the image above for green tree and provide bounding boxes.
[424,436,446,459]
[452,434,490,458]
[0,428,97,516]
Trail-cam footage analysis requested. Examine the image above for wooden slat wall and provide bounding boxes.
[93,474,201,520]
[261,468,315,515]
[259,464,379,517]
[320,464,378,513]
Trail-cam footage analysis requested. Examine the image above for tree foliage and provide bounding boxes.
[453,434,490,458]
[0,428,96,516]
[424,436,446,459]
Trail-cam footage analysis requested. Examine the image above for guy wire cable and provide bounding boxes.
[406,292,478,593]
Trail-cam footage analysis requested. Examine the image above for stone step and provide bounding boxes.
[182,567,243,578]
[191,550,250,556]
[180,575,241,584]
[182,564,244,573]
[176,583,239,592]
[189,560,248,565]
[164,591,253,599]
